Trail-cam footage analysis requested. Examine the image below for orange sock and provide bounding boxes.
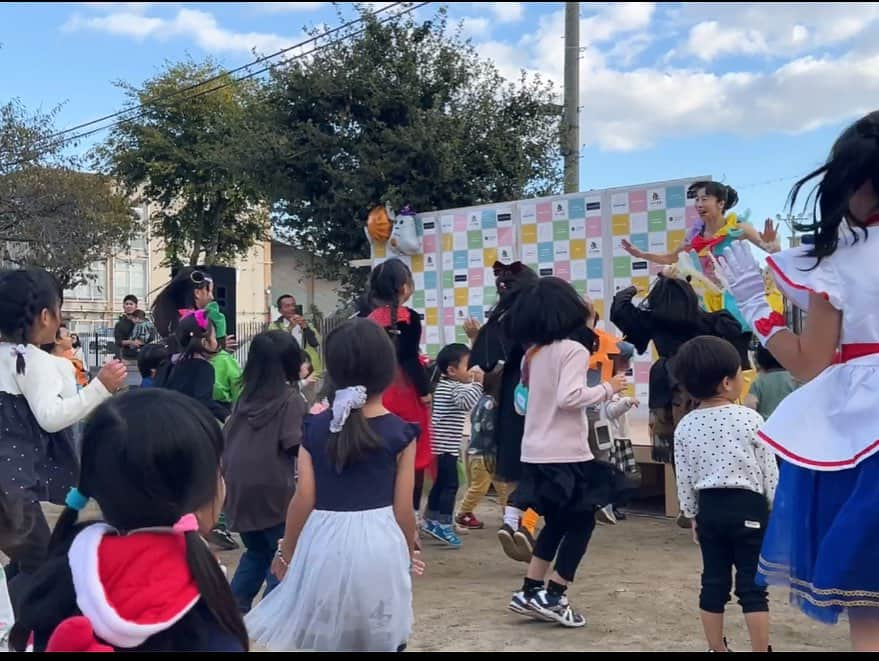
[521,509,539,534]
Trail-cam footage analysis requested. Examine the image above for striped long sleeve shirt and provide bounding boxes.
[431,377,484,456]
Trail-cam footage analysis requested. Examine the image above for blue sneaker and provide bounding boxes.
[421,518,440,539]
[432,523,462,548]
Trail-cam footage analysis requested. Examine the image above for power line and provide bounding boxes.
[6,2,428,167]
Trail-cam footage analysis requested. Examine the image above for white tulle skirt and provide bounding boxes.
[245,506,412,652]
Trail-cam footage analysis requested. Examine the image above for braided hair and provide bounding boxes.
[0,269,63,375]
[367,259,414,342]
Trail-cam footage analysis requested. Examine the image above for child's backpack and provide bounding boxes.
[469,394,498,454]
[513,346,541,416]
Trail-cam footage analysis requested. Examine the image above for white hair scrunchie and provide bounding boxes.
[10,344,26,358]
[330,386,368,433]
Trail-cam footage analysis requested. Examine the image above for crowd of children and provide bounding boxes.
[0,110,877,652]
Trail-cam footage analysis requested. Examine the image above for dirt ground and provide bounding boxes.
[43,500,847,652]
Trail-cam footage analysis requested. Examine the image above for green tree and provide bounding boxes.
[99,58,269,268]
[0,100,135,289]
[253,5,562,293]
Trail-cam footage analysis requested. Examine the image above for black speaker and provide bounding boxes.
[170,265,237,335]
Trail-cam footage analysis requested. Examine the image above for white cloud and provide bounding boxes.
[251,2,324,13]
[64,7,295,54]
[474,4,879,152]
[481,2,524,24]
[460,17,491,39]
[77,2,154,12]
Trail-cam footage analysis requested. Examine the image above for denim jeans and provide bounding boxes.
[229,523,285,613]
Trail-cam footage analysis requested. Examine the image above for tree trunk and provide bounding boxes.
[203,194,227,265]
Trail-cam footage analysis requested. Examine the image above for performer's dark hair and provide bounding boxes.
[688,181,739,212]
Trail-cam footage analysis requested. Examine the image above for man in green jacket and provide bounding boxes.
[267,294,323,377]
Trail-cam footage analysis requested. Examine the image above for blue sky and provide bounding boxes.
[3,2,879,241]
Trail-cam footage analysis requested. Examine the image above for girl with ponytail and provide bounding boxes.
[9,388,247,652]
[0,268,126,602]
[363,259,432,512]
[246,318,423,652]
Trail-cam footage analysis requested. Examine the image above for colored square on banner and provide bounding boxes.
[587,258,604,279]
[538,242,554,263]
[629,189,647,213]
[427,343,440,357]
[585,197,601,213]
[484,287,498,307]
[569,218,586,239]
[373,243,386,258]
[570,239,587,260]
[521,224,538,244]
[667,208,685,231]
[612,214,630,235]
[593,299,605,320]
[456,326,469,344]
[456,232,471,251]
[453,251,468,270]
[453,271,468,288]
[421,217,437,234]
[630,233,649,252]
[422,234,437,254]
[648,233,667,252]
[469,306,483,322]
[611,193,629,215]
[470,287,484,306]
[443,307,455,326]
[481,210,497,228]
[537,202,553,222]
[553,220,569,241]
[668,229,686,249]
[410,254,424,272]
[413,272,424,291]
[648,188,666,210]
[586,216,602,238]
[469,268,484,287]
[482,228,498,247]
[613,278,631,294]
[538,265,554,277]
[498,226,514,246]
[469,250,484,269]
[587,281,604,300]
[440,215,454,234]
[425,307,438,326]
[650,261,663,276]
[573,280,587,295]
[442,270,454,289]
[468,230,482,249]
[412,290,425,309]
[442,290,454,308]
[427,328,440,345]
[455,307,468,326]
[630,212,648,234]
[588,238,602,257]
[612,236,630,256]
[521,204,537,224]
[634,361,651,383]
[484,247,498,266]
[554,242,571,260]
[648,210,667,232]
[666,186,686,208]
[454,287,468,307]
[521,244,538,263]
[442,251,453,272]
[614,256,631,278]
[497,209,513,226]
[572,262,587,282]
[497,246,514,263]
[632,260,650,278]
[441,234,453,252]
[425,289,438,307]
[632,276,650,295]
[552,199,569,220]
[555,261,572,280]
[423,271,437,290]
[538,222,553,243]
[569,198,586,219]
[455,215,468,232]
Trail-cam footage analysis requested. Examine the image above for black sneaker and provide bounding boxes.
[527,590,586,628]
[207,526,239,551]
[613,507,627,521]
[498,523,529,562]
[513,526,535,560]
[508,590,552,621]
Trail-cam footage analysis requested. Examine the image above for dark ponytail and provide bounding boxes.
[0,269,63,375]
[367,259,413,344]
[323,319,397,471]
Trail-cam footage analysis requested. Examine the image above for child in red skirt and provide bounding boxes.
[364,259,433,510]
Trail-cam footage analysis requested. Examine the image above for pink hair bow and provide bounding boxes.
[178,308,209,330]
[172,513,199,534]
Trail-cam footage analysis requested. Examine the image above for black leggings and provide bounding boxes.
[3,500,51,616]
[413,469,425,511]
[425,454,458,524]
[696,489,769,614]
[532,507,596,583]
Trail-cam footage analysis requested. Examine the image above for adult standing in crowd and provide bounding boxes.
[268,294,323,379]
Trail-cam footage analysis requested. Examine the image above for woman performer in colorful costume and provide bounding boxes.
[716,111,879,650]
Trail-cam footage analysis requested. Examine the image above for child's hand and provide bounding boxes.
[631,397,640,408]
[410,551,426,577]
[691,519,699,545]
[609,373,627,394]
[271,554,289,581]
[469,367,484,384]
[97,360,127,393]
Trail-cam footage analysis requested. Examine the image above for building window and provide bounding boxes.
[66,261,108,301]
[114,258,147,303]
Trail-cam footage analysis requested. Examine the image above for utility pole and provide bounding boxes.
[563,1,580,194]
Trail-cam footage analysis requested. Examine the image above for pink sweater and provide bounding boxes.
[520,339,612,464]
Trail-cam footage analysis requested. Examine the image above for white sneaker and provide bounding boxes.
[596,505,617,525]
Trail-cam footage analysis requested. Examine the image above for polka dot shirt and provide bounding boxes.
[673,404,779,518]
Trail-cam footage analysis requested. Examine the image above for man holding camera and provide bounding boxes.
[268,294,322,380]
